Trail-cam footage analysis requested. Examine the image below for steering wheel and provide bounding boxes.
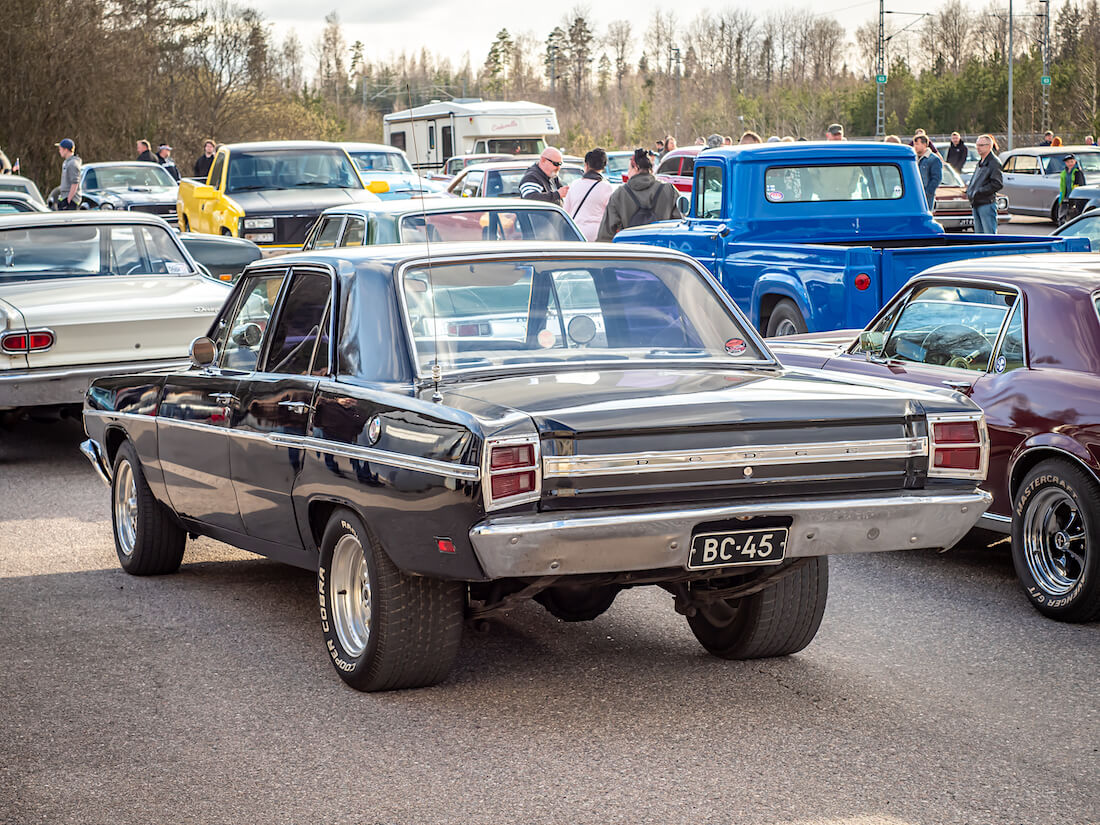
[920,323,992,369]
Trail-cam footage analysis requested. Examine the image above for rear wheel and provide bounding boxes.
[317,509,464,691]
[686,558,828,659]
[765,299,807,337]
[111,441,186,575]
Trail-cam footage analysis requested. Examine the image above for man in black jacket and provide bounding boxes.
[193,139,216,181]
[946,132,969,174]
[519,148,569,204]
[136,139,157,164]
[966,134,1003,234]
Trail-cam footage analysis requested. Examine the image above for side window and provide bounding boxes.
[461,170,484,198]
[694,166,724,219]
[1001,157,1017,173]
[341,217,366,247]
[1015,155,1041,175]
[657,157,681,176]
[208,153,225,187]
[263,272,332,376]
[312,217,344,250]
[137,226,193,274]
[539,270,607,348]
[681,157,695,176]
[217,272,287,371]
[390,132,406,151]
[108,226,143,275]
[993,300,1026,373]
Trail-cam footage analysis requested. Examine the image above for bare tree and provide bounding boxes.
[605,20,633,91]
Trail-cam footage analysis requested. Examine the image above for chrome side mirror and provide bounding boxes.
[189,336,217,367]
[858,331,884,357]
[677,195,690,216]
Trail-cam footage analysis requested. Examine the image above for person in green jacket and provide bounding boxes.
[1058,153,1086,224]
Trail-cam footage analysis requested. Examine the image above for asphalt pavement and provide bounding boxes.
[1,415,1097,825]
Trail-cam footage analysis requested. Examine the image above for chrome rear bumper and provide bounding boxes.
[80,439,112,485]
[469,489,991,579]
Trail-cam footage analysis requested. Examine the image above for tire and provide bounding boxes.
[1011,460,1100,622]
[181,215,189,232]
[765,299,808,337]
[111,441,186,575]
[317,509,464,691]
[1050,201,1061,226]
[686,557,829,659]
[535,584,620,622]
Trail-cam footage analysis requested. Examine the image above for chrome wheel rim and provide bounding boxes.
[331,533,371,658]
[773,318,799,337]
[1023,488,1087,596]
[113,460,138,557]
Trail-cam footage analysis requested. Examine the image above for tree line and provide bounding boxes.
[4,0,1099,195]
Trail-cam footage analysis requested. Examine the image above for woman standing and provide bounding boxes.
[562,148,614,241]
[597,148,682,241]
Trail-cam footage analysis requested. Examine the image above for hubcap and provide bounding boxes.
[1023,488,1087,597]
[773,318,798,337]
[330,533,371,658]
[113,460,138,557]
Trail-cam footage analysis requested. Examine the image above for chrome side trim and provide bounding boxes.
[544,437,927,479]
[978,512,1012,534]
[269,433,480,481]
[0,357,187,384]
[83,409,152,423]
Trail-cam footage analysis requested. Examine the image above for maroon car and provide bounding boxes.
[768,254,1100,622]
[655,146,703,193]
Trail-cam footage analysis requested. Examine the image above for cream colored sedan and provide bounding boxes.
[0,212,231,415]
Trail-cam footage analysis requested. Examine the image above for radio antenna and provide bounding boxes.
[404,81,443,402]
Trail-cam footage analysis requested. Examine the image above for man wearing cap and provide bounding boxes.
[1058,154,1085,223]
[156,144,181,182]
[825,123,845,141]
[55,138,81,210]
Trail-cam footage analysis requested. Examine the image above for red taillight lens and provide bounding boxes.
[28,332,53,349]
[490,445,534,470]
[491,471,536,499]
[933,421,980,444]
[1,330,53,353]
[436,538,456,554]
[934,447,981,471]
[1,333,27,353]
[854,273,871,291]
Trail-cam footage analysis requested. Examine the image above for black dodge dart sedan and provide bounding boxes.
[81,242,992,691]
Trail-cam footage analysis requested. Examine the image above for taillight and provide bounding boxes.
[927,414,987,479]
[483,437,540,511]
[1,329,54,353]
[854,273,871,291]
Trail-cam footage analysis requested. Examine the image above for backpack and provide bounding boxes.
[623,185,657,227]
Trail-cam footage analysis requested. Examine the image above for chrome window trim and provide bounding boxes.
[543,436,928,479]
[393,249,778,382]
[926,411,989,480]
[481,433,542,512]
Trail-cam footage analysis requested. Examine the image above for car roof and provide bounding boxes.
[0,191,38,202]
[918,253,1100,294]
[695,142,919,163]
[0,211,173,228]
[456,160,581,172]
[318,197,568,217]
[1002,145,1100,156]
[0,175,40,186]
[82,161,167,169]
[662,147,704,159]
[221,141,349,152]
[341,142,406,153]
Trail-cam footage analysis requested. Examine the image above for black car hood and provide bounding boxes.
[228,188,378,213]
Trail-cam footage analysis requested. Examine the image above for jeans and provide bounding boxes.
[972,202,998,234]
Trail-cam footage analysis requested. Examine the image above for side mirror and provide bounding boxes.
[192,184,216,200]
[708,223,731,240]
[366,180,391,194]
[858,331,884,355]
[231,322,262,348]
[189,336,217,367]
[677,195,690,216]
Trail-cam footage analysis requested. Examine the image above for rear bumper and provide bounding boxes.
[469,488,991,579]
[80,438,112,485]
[0,358,185,408]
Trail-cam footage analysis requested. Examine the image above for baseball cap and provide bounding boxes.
[158,144,173,151]
[1064,153,1076,160]
[826,123,844,136]
[55,138,74,150]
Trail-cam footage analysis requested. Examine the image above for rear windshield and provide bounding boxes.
[0,223,193,281]
[226,149,362,193]
[348,151,413,174]
[400,257,767,375]
[398,209,580,243]
[485,138,545,155]
[764,164,904,203]
[85,165,176,190]
[484,166,583,197]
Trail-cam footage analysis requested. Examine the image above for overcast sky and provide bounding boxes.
[251,0,943,71]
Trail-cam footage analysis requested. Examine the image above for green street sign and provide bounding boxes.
[876,74,888,84]
[1041,75,1052,85]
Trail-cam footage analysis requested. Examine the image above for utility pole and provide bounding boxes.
[670,46,682,139]
[1039,0,1051,133]
[876,0,886,138]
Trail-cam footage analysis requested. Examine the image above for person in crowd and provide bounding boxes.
[664,135,677,154]
[739,131,761,144]
[193,139,216,180]
[914,134,943,211]
[519,147,569,204]
[1051,136,1063,147]
[967,134,1003,234]
[705,134,723,149]
[1058,153,1085,222]
[55,138,81,210]
[694,136,706,145]
[156,144,181,182]
[883,134,901,143]
[1039,130,1054,146]
[136,139,157,163]
[1087,135,1096,145]
[767,135,781,142]
[597,148,681,241]
[913,128,940,154]
[654,138,666,159]
[946,132,968,172]
[825,123,845,141]
[723,136,733,145]
[563,147,613,242]
[0,147,11,173]
[781,136,796,142]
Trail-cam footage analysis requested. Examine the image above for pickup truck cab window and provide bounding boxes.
[226,148,360,193]
[764,164,904,203]
[695,166,724,219]
[218,272,287,371]
[263,271,332,376]
[207,152,225,186]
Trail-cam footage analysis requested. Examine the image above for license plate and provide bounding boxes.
[688,528,787,570]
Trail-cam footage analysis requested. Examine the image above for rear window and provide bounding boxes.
[398,210,579,243]
[0,223,193,281]
[764,164,904,203]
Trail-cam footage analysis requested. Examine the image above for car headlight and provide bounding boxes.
[243,217,275,229]
[996,196,1009,211]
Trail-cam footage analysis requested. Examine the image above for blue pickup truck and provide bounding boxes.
[615,142,1090,335]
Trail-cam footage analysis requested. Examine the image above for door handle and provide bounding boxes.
[278,400,313,415]
[209,392,238,405]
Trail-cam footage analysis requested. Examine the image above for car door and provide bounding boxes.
[1015,154,1044,212]
[229,267,333,547]
[158,268,288,533]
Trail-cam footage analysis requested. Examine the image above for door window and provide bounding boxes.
[694,166,724,219]
[992,300,1026,373]
[460,170,484,198]
[216,272,287,371]
[1009,155,1040,175]
[208,153,225,186]
[263,271,332,375]
[341,217,366,247]
[312,216,344,250]
[657,156,681,176]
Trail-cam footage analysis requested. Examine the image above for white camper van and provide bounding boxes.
[383,99,560,171]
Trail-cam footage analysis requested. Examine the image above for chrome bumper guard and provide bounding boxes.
[80,439,112,485]
[469,489,992,579]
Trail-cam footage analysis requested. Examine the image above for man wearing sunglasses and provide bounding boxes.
[519,147,569,204]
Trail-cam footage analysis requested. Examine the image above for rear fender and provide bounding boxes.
[1009,434,1100,500]
[751,275,814,333]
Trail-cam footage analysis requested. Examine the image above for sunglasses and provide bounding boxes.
[545,159,562,167]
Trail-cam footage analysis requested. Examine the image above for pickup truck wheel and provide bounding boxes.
[317,509,464,691]
[765,300,807,337]
[686,557,828,659]
[181,215,189,232]
[1012,461,1100,622]
[111,441,185,575]
[535,584,620,622]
